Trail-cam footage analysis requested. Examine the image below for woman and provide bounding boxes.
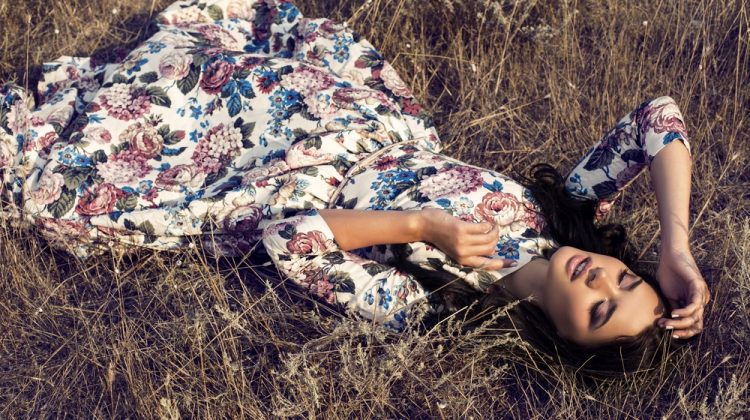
[0,0,708,371]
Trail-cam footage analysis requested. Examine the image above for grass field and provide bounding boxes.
[1,0,749,417]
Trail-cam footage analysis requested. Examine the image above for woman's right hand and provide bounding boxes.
[418,208,517,270]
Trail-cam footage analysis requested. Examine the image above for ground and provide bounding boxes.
[1,0,748,417]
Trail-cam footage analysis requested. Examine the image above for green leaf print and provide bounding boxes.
[115,195,138,212]
[139,72,159,84]
[300,166,319,177]
[112,73,128,84]
[336,278,356,295]
[91,150,108,164]
[363,262,392,276]
[147,86,172,108]
[278,223,296,240]
[206,4,224,20]
[47,187,76,218]
[62,167,92,190]
[203,166,228,188]
[240,122,255,141]
[303,136,322,149]
[177,63,200,95]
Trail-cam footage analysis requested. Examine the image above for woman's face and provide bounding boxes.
[541,246,665,346]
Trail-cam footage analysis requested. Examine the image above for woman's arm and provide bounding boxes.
[317,208,513,270]
[316,209,424,250]
[565,96,709,339]
[651,141,710,339]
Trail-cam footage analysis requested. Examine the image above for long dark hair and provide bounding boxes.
[395,163,678,376]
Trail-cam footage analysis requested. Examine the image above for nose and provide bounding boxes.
[586,267,616,294]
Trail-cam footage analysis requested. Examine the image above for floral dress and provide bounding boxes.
[0,0,691,330]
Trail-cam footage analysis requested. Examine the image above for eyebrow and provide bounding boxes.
[590,276,644,330]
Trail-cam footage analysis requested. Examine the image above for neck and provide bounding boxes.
[501,257,549,307]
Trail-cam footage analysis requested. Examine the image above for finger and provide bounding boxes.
[466,223,500,245]
[465,220,496,234]
[670,302,701,319]
[463,243,499,257]
[671,324,705,340]
[659,314,700,330]
[661,306,704,330]
[465,256,517,270]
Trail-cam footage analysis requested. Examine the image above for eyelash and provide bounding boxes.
[589,269,630,326]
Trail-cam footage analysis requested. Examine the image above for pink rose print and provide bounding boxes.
[0,132,16,168]
[85,127,112,144]
[216,196,264,234]
[29,169,64,205]
[120,121,164,159]
[99,83,152,121]
[475,191,525,233]
[380,62,413,97]
[285,141,335,168]
[227,0,256,20]
[522,203,546,233]
[36,218,89,245]
[197,25,245,51]
[160,6,210,26]
[286,230,332,254]
[158,50,192,80]
[200,60,236,94]
[155,164,207,191]
[200,60,235,94]
[75,183,126,216]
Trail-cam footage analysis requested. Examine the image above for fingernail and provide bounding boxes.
[509,261,518,267]
[672,334,679,339]
[671,314,680,319]
[665,325,674,330]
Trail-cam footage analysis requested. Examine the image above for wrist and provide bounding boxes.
[660,227,690,253]
[411,209,431,242]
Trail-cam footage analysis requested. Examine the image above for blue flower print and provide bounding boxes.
[384,310,408,331]
[496,236,521,260]
[145,41,166,54]
[663,131,683,145]
[483,179,503,192]
[377,287,393,310]
[57,146,81,165]
[363,290,374,305]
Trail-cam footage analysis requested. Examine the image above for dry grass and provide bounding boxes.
[1,0,749,417]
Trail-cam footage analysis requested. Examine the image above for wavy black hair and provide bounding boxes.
[395,163,679,376]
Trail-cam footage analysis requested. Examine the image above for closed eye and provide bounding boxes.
[588,270,641,330]
[619,269,642,290]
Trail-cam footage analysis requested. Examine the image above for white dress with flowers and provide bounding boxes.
[0,0,691,330]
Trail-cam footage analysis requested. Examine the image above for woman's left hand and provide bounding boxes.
[655,247,710,339]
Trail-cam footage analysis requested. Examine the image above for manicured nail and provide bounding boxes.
[671,314,680,318]
[665,325,674,330]
[509,261,518,267]
[672,334,679,339]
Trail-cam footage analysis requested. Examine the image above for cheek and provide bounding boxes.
[545,283,586,334]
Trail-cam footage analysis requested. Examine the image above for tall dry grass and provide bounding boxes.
[1,0,749,417]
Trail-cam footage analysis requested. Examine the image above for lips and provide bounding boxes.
[566,255,591,281]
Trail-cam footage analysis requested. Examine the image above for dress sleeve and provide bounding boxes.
[261,208,431,330]
[565,96,691,221]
